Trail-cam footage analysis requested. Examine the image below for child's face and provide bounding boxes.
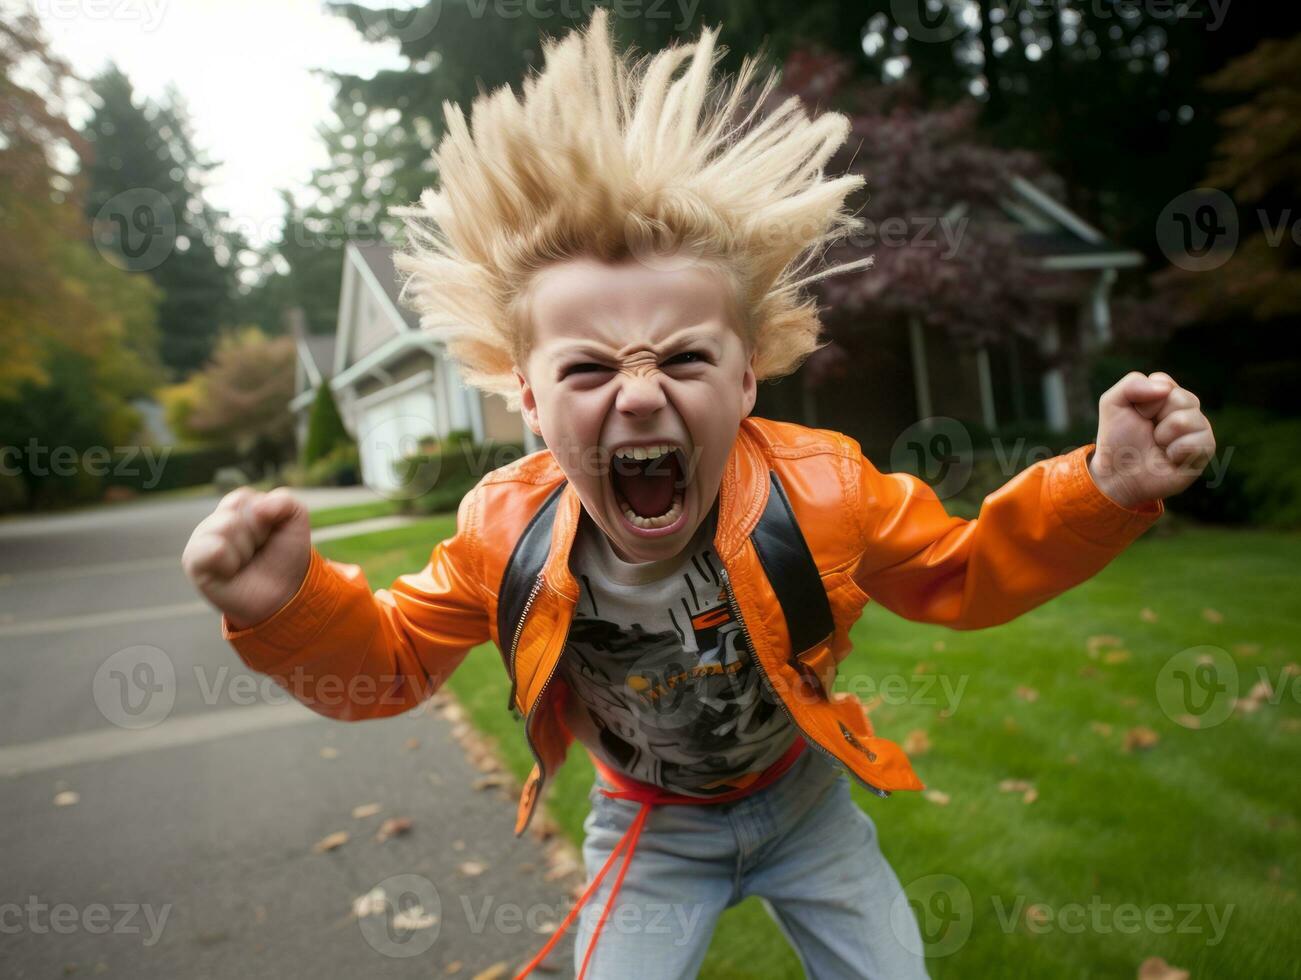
[514,256,757,564]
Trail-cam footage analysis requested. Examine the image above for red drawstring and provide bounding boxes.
[514,737,807,979]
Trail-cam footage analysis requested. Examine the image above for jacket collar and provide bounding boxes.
[539,419,771,602]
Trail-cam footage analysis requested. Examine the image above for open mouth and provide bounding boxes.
[609,442,691,532]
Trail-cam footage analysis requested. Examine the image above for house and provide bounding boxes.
[290,242,537,495]
[765,174,1145,459]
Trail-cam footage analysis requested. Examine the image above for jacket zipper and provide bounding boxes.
[510,573,573,832]
[506,572,546,716]
[719,563,890,800]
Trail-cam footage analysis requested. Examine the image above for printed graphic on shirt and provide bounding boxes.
[560,541,795,797]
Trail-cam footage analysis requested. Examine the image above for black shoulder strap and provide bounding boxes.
[497,481,567,713]
[749,470,835,658]
[495,470,834,705]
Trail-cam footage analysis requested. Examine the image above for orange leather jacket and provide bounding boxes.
[222,417,1162,835]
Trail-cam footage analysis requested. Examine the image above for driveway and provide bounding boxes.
[0,491,576,978]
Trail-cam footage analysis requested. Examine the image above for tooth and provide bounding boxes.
[632,447,647,460]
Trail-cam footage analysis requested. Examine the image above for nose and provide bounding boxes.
[614,369,667,417]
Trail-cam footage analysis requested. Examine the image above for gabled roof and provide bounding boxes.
[301,334,337,383]
[1004,175,1143,271]
[352,242,420,331]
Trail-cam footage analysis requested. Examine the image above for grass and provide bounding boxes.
[307,498,400,529]
[319,519,1301,980]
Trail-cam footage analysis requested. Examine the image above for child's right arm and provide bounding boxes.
[181,485,490,721]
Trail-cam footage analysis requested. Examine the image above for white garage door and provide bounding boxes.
[357,387,438,497]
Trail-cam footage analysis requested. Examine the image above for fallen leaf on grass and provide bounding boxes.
[376,817,413,843]
[53,791,79,807]
[1103,649,1131,665]
[1138,955,1189,980]
[313,831,349,854]
[912,661,934,675]
[923,789,950,806]
[1175,714,1201,729]
[351,803,381,819]
[1087,635,1124,659]
[998,779,1033,793]
[1139,608,1159,623]
[1235,679,1277,715]
[1123,727,1160,752]
[904,730,931,755]
[1015,686,1039,702]
[1233,643,1260,657]
[1201,608,1224,624]
[1024,904,1051,928]
[1090,721,1113,737]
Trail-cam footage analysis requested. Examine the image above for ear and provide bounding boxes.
[514,367,543,437]
[740,348,758,418]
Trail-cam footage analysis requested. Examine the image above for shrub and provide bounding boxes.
[396,439,527,515]
[302,384,353,466]
[304,443,361,487]
[1164,407,1301,528]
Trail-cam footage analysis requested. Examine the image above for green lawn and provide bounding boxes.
[320,520,1300,980]
[307,498,400,529]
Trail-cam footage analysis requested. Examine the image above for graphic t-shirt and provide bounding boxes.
[558,506,796,797]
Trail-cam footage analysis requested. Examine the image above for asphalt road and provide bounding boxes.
[0,490,577,978]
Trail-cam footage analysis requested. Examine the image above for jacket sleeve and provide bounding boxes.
[220,484,491,720]
[848,442,1163,630]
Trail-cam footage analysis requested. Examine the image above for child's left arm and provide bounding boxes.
[849,371,1215,630]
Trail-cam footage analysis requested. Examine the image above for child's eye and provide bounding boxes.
[662,351,706,367]
[562,362,610,378]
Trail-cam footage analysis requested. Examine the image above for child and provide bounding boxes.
[181,10,1215,978]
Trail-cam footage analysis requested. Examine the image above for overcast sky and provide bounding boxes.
[38,0,412,249]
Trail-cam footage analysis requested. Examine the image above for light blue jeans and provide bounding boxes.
[572,746,932,979]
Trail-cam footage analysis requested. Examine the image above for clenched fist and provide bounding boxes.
[1088,371,1217,509]
[181,486,311,631]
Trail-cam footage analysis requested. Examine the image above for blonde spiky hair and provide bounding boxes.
[390,7,872,412]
